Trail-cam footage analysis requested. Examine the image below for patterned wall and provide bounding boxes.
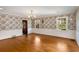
[0,13,76,31]
[31,16,56,29]
[31,14,76,30]
[0,14,26,31]
[68,14,76,30]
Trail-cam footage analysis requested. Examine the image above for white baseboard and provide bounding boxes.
[0,29,22,40]
[0,28,76,40]
[32,28,76,40]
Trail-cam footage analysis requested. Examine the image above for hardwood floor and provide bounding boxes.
[0,33,79,52]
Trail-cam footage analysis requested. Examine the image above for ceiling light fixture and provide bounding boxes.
[28,10,36,18]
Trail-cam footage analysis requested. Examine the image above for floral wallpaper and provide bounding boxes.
[31,16,56,29]
[68,14,76,30]
[31,14,76,30]
[0,13,76,31]
[0,14,27,31]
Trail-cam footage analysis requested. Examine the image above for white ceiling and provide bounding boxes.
[0,6,78,16]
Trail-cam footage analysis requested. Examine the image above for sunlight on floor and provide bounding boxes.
[34,36,41,49]
[57,42,68,51]
[35,36,41,45]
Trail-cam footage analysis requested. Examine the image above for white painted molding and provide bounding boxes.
[32,28,76,39]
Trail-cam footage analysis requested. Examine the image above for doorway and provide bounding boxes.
[22,20,28,35]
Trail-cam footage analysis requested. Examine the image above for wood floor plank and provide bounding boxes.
[0,33,79,52]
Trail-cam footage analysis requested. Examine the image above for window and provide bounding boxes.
[56,16,68,30]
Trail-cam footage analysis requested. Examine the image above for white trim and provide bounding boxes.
[32,28,76,39]
[56,16,68,31]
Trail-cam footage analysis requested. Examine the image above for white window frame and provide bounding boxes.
[56,16,68,31]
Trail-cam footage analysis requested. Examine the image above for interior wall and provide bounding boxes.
[0,14,26,31]
[0,12,76,40]
[31,14,76,39]
[76,8,79,46]
[0,14,31,39]
[27,18,32,33]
